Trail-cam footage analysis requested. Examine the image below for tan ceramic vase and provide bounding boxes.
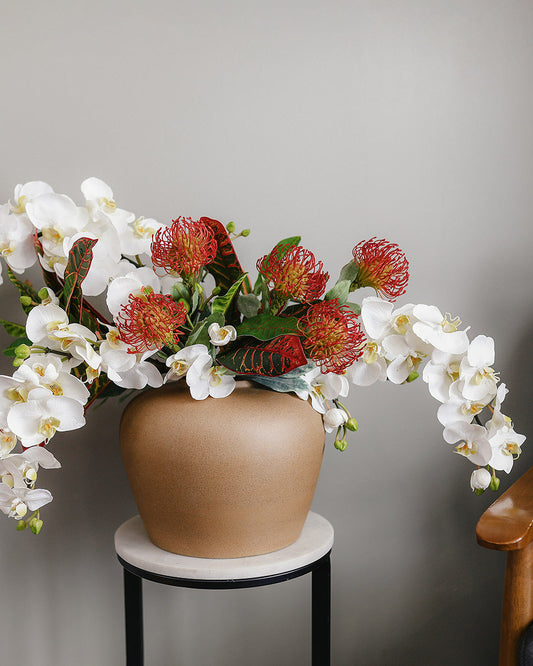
[120,380,325,558]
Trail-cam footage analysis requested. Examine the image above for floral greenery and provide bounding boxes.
[0,178,526,534]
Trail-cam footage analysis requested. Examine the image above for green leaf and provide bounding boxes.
[217,335,307,376]
[237,313,300,341]
[171,282,190,302]
[6,267,40,314]
[237,293,261,319]
[185,312,225,347]
[325,279,351,304]
[0,319,26,338]
[270,236,301,258]
[3,336,32,357]
[62,237,98,320]
[247,374,310,394]
[344,302,361,315]
[212,273,248,315]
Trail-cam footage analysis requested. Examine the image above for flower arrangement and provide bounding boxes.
[0,178,525,534]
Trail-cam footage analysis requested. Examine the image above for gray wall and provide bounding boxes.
[1,1,532,664]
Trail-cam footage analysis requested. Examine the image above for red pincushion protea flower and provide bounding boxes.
[151,217,217,278]
[257,245,329,308]
[116,291,187,353]
[299,299,365,374]
[351,238,409,301]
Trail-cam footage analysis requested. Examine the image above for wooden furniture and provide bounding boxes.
[115,512,334,665]
[476,466,533,665]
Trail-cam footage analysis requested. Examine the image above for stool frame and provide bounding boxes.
[117,550,331,665]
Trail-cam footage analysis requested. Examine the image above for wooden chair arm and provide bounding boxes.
[476,466,533,551]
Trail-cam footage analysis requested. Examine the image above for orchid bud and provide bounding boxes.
[490,474,500,492]
[226,221,235,233]
[12,358,24,367]
[29,518,44,535]
[241,229,250,237]
[323,408,347,430]
[335,438,347,451]
[16,520,27,531]
[406,371,419,383]
[38,287,50,301]
[470,468,491,492]
[345,418,358,432]
[14,344,31,359]
[20,295,32,307]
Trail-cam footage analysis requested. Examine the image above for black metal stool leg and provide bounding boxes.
[124,568,144,666]
[312,554,331,666]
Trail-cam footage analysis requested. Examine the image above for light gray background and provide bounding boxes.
[1,1,532,664]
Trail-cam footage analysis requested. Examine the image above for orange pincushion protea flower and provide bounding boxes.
[116,291,187,353]
[257,245,329,309]
[299,299,365,374]
[351,238,409,302]
[151,217,217,278]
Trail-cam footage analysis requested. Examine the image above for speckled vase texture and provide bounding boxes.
[120,380,326,558]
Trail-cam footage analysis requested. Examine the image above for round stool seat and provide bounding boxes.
[115,511,334,582]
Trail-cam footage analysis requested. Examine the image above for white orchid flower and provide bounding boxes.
[13,354,90,405]
[80,177,135,232]
[0,447,61,489]
[360,297,416,342]
[25,302,101,369]
[165,344,209,382]
[186,354,235,400]
[382,331,432,384]
[323,407,348,433]
[106,267,162,318]
[421,349,465,403]
[345,341,387,387]
[296,367,349,413]
[25,193,89,260]
[0,203,39,273]
[470,468,492,491]
[7,386,86,448]
[0,482,52,520]
[99,330,163,390]
[208,323,237,347]
[12,181,54,215]
[437,383,487,427]
[442,421,492,466]
[0,428,17,458]
[412,305,469,355]
[459,335,499,403]
[120,217,166,257]
[485,388,526,473]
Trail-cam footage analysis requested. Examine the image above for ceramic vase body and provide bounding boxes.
[120,380,326,558]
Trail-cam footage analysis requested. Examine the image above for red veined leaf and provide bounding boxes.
[217,334,307,376]
[200,217,252,294]
[62,237,98,320]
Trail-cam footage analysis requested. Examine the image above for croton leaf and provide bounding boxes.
[212,273,249,316]
[200,217,252,294]
[236,313,300,341]
[6,267,40,314]
[0,319,26,338]
[62,237,98,317]
[217,335,307,376]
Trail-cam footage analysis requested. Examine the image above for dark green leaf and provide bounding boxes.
[237,313,299,341]
[3,336,32,357]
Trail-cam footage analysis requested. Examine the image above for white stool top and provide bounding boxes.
[115,512,334,581]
